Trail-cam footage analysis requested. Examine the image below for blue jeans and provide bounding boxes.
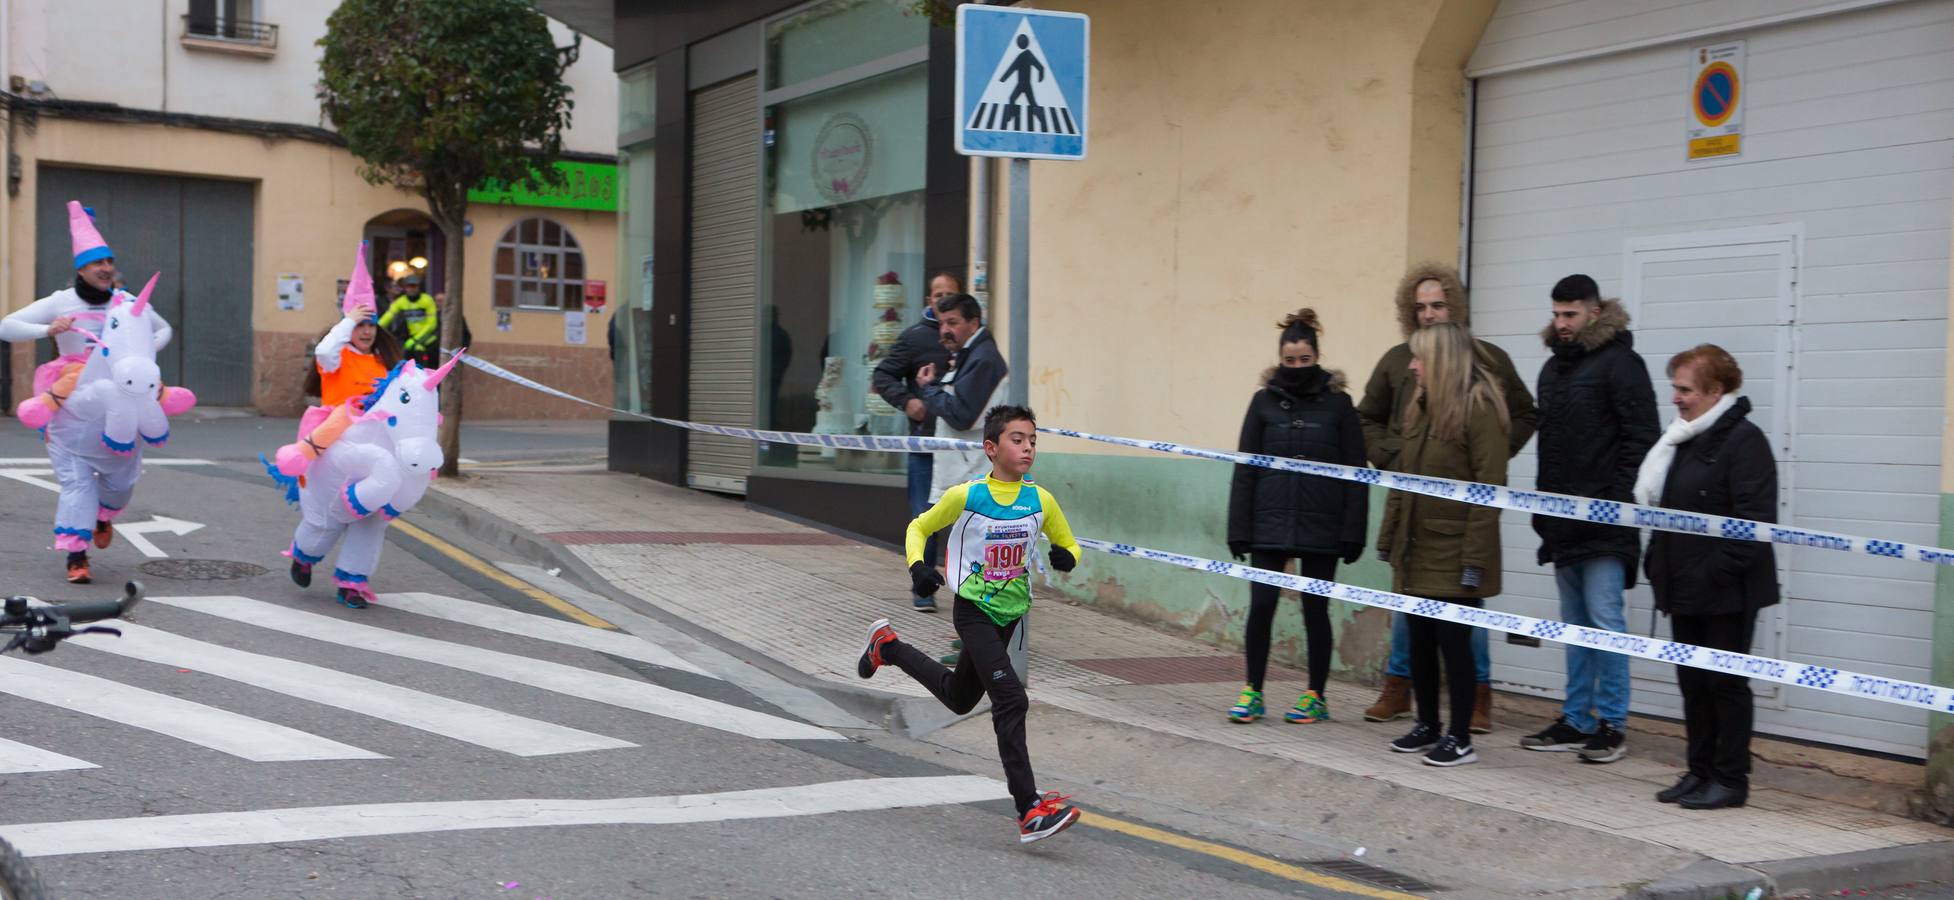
[1555,556,1631,731]
[1387,609,1489,683]
[907,451,938,593]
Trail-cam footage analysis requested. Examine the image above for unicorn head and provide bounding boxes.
[357,349,464,477]
[98,273,163,398]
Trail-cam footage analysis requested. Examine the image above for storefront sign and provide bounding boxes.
[585,280,607,313]
[1687,41,1744,161]
[812,113,874,204]
[468,161,619,212]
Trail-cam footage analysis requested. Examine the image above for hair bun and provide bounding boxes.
[1278,308,1323,335]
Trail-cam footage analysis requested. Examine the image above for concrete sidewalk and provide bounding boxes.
[423,466,1952,897]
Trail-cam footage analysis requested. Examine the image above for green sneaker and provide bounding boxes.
[1285,690,1329,723]
[1227,686,1264,723]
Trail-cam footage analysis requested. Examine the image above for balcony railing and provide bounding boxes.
[181,15,279,52]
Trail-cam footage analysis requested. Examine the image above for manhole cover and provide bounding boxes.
[138,559,269,581]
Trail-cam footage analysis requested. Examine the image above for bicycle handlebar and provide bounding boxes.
[43,581,145,624]
[0,582,144,654]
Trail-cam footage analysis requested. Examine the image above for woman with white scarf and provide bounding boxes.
[1633,344,1779,811]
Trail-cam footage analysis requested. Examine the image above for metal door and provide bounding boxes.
[685,75,761,493]
[33,167,255,405]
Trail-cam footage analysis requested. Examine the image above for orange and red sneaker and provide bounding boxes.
[856,618,898,679]
[65,556,92,585]
[1019,792,1080,844]
[92,520,113,550]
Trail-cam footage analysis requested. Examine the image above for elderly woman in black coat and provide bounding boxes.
[1224,309,1369,726]
[1633,344,1779,810]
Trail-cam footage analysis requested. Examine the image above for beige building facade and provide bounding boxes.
[1,0,620,418]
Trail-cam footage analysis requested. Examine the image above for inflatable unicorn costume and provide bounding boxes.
[266,245,461,608]
[0,202,195,583]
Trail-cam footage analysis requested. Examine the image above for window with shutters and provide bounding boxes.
[182,0,277,54]
[492,218,587,311]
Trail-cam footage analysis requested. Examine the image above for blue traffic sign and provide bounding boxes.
[955,5,1089,160]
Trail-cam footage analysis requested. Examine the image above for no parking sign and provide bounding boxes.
[1687,41,1744,161]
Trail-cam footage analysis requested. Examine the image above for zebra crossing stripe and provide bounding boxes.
[0,656,379,762]
[0,775,1010,857]
[0,736,96,774]
[374,591,713,678]
[76,622,633,757]
[151,596,843,742]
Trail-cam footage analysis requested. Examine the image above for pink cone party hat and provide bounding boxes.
[343,241,376,320]
[68,201,113,268]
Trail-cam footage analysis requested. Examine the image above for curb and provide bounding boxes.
[1632,841,1954,899]
[411,482,915,731]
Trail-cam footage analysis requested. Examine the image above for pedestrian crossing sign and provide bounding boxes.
[955,5,1089,161]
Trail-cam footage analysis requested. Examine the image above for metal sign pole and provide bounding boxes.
[1007,157,1029,408]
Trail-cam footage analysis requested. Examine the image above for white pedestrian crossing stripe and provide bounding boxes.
[72,621,634,757]
[0,776,1011,857]
[375,591,713,678]
[966,18,1080,137]
[0,655,380,763]
[152,595,840,742]
[0,735,95,774]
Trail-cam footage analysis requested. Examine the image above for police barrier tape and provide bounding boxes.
[1073,537,1954,715]
[459,355,1953,714]
[473,352,1954,572]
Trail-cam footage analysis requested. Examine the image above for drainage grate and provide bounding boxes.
[1307,858,1444,893]
[138,559,269,581]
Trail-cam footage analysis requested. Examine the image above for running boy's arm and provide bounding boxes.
[1034,486,1083,561]
[905,482,969,564]
[314,316,358,372]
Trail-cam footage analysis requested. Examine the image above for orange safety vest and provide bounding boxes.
[319,349,389,408]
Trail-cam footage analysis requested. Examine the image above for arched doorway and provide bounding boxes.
[360,209,447,299]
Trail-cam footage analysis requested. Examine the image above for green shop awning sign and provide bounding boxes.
[468,161,618,212]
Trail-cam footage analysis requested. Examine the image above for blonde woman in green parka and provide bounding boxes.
[1376,322,1510,768]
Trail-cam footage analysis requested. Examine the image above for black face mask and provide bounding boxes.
[74,273,113,305]
[1271,364,1323,393]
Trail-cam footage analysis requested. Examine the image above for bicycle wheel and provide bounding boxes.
[0,835,47,900]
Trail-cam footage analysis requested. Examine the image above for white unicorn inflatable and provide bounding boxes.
[15,272,196,556]
[266,349,462,608]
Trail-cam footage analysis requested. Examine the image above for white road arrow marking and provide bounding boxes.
[115,515,205,558]
[0,468,61,494]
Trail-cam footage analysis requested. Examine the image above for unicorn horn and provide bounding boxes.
[423,348,467,390]
[130,272,161,317]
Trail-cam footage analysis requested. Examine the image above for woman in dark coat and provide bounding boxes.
[1224,309,1369,725]
[1634,344,1778,811]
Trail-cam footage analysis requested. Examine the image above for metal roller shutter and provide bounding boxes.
[686,75,760,493]
[1468,0,1954,757]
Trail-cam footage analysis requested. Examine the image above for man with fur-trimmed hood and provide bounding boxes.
[1356,262,1538,731]
[1517,273,1660,765]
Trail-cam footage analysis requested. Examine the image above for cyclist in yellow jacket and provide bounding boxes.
[379,274,439,367]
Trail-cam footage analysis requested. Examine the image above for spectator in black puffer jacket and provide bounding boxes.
[1223,309,1368,727]
[1521,274,1661,765]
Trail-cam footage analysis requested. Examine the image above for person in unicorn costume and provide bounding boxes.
[265,243,463,609]
[0,202,194,584]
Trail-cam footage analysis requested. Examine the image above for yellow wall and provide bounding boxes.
[2,117,615,415]
[984,0,1497,447]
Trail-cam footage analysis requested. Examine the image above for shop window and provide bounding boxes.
[758,63,928,476]
[492,217,586,311]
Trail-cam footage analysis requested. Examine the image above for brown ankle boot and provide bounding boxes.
[1471,683,1493,734]
[1363,675,1413,722]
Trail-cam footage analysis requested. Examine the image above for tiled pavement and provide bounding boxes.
[433,468,1953,867]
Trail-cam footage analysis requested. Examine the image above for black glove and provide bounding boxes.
[1049,546,1077,573]
[910,561,945,597]
[1228,541,1250,562]
[1340,542,1364,565]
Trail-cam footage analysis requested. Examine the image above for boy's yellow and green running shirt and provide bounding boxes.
[907,475,1082,626]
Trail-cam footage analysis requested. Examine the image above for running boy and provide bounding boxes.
[856,405,1084,843]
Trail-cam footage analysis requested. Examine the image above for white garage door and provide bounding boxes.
[1467,0,1953,757]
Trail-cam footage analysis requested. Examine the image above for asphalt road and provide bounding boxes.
[0,415,1388,899]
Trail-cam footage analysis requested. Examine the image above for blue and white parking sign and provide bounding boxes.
[955,5,1089,160]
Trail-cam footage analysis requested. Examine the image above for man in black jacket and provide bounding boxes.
[872,273,960,611]
[1520,274,1660,765]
